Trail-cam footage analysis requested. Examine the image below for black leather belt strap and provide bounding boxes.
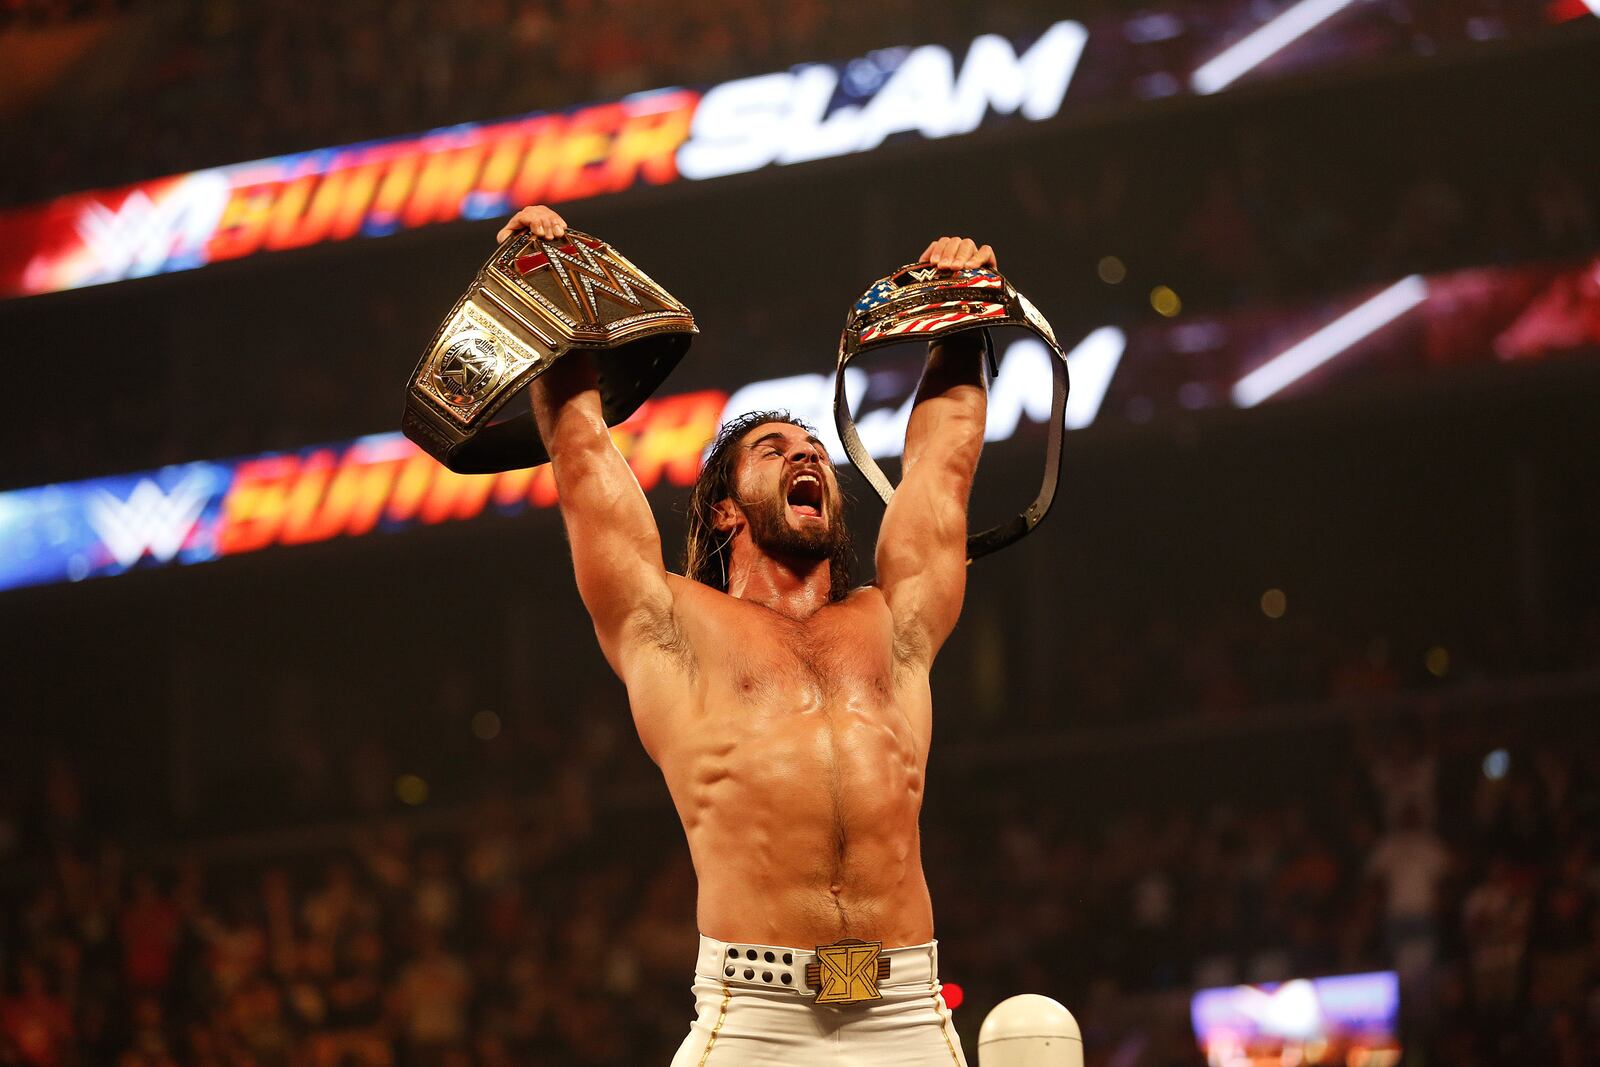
[832,265,1071,561]
[403,333,691,474]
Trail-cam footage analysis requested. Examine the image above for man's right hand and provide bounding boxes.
[497,204,568,243]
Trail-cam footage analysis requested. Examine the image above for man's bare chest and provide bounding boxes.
[693,598,899,709]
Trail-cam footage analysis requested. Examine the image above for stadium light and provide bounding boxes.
[1231,275,1427,407]
[1191,0,1360,95]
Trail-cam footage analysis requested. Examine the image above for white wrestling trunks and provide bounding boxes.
[669,935,969,1066]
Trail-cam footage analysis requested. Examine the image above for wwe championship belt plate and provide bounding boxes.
[403,229,697,473]
[835,263,1071,560]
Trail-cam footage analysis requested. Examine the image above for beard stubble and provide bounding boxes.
[740,485,847,562]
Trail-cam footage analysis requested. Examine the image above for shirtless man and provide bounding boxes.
[498,204,996,1065]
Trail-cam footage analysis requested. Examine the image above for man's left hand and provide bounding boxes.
[917,236,997,271]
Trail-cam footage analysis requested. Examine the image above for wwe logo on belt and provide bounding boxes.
[434,333,504,407]
[85,474,213,567]
[517,238,653,324]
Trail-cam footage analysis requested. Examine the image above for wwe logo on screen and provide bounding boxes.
[69,173,231,283]
[85,474,213,567]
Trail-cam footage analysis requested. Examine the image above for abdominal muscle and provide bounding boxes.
[660,690,935,950]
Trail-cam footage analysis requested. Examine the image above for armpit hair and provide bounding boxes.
[636,600,696,675]
[891,619,929,676]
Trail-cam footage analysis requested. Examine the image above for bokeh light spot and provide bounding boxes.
[1425,645,1450,677]
[1260,588,1287,619]
[1097,255,1127,284]
[942,982,964,1010]
[1482,748,1510,780]
[395,774,429,806]
[1151,285,1181,317]
[471,710,502,740]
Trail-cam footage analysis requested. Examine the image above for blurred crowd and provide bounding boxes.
[4,0,1591,340]
[943,717,1600,1066]
[0,0,125,21]
[4,2,1596,496]
[1005,141,1597,310]
[1038,603,1600,732]
[5,589,1600,1065]
[2,698,1595,1066]
[15,597,1596,842]
[2,0,1043,205]
[3,5,1596,1066]
[1,0,1583,228]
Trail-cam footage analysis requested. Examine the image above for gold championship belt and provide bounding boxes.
[403,229,697,473]
[835,263,1070,560]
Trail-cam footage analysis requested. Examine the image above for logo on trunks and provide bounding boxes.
[810,939,887,1005]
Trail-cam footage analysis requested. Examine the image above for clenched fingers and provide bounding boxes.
[496,205,568,243]
[918,235,998,271]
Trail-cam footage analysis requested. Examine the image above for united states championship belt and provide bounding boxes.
[835,263,1070,560]
[403,229,697,473]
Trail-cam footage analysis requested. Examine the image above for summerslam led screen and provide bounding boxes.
[0,22,1087,299]
[0,394,725,595]
[1190,971,1400,1067]
[3,256,1597,595]
[2,3,1586,300]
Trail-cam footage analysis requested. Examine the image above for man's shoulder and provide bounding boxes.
[846,583,893,618]
[663,571,728,610]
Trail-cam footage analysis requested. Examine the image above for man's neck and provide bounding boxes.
[725,547,832,618]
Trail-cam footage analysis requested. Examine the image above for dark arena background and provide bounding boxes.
[3,3,1600,1065]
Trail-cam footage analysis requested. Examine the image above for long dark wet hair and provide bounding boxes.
[683,410,854,602]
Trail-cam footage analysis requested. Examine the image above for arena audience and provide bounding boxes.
[2,8,1593,1066]
[0,0,995,205]
[3,4,1594,496]
[0,0,1557,208]
[1,674,1596,1065]
[2,0,1586,295]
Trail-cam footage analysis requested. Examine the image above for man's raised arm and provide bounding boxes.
[504,206,677,679]
[875,236,996,667]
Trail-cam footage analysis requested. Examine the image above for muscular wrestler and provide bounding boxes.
[499,205,996,1065]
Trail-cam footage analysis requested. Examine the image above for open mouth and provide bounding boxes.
[786,471,824,519]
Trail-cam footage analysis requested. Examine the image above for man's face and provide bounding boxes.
[727,422,847,560]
